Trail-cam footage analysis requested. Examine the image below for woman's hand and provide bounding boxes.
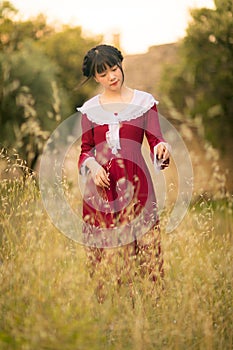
[156,143,170,170]
[86,158,110,188]
[93,167,110,189]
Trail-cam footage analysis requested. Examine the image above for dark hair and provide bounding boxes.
[81,44,124,85]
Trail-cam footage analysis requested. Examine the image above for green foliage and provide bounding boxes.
[0,1,101,168]
[0,40,69,168]
[41,25,101,110]
[0,1,53,52]
[160,0,233,151]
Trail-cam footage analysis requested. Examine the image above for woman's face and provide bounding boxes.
[94,65,123,91]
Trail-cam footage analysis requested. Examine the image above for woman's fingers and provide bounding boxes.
[163,148,170,160]
[157,144,170,160]
[156,145,163,160]
[156,144,170,170]
[94,168,110,188]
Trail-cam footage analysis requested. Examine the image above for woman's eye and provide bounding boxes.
[112,67,117,71]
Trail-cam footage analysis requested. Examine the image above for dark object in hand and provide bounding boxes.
[156,155,170,170]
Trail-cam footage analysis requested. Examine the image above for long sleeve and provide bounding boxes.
[78,114,95,171]
[144,104,166,161]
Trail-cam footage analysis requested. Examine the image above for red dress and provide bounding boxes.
[78,90,166,248]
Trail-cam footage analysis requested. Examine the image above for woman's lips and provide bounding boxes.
[110,81,118,86]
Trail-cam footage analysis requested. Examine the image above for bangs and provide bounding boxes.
[93,54,120,75]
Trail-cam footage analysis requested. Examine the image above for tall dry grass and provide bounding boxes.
[0,150,232,350]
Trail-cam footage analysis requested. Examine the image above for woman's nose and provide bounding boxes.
[108,71,115,80]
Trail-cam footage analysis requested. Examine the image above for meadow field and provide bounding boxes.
[0,153,232,350]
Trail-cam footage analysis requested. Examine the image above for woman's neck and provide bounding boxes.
[100,86,134,104]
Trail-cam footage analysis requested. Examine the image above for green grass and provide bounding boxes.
[0,171,232,350]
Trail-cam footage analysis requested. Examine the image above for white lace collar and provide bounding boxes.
[76,89,158,125]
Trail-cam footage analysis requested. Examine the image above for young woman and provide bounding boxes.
[77,44,170,284]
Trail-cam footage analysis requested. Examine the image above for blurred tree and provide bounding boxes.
[0,1,101,169]
[41,25,101,111]
[0,1,53,52]
[160,0,233,151]
[0,39,69,168]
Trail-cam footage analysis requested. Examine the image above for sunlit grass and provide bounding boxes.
[0,157,232,350]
